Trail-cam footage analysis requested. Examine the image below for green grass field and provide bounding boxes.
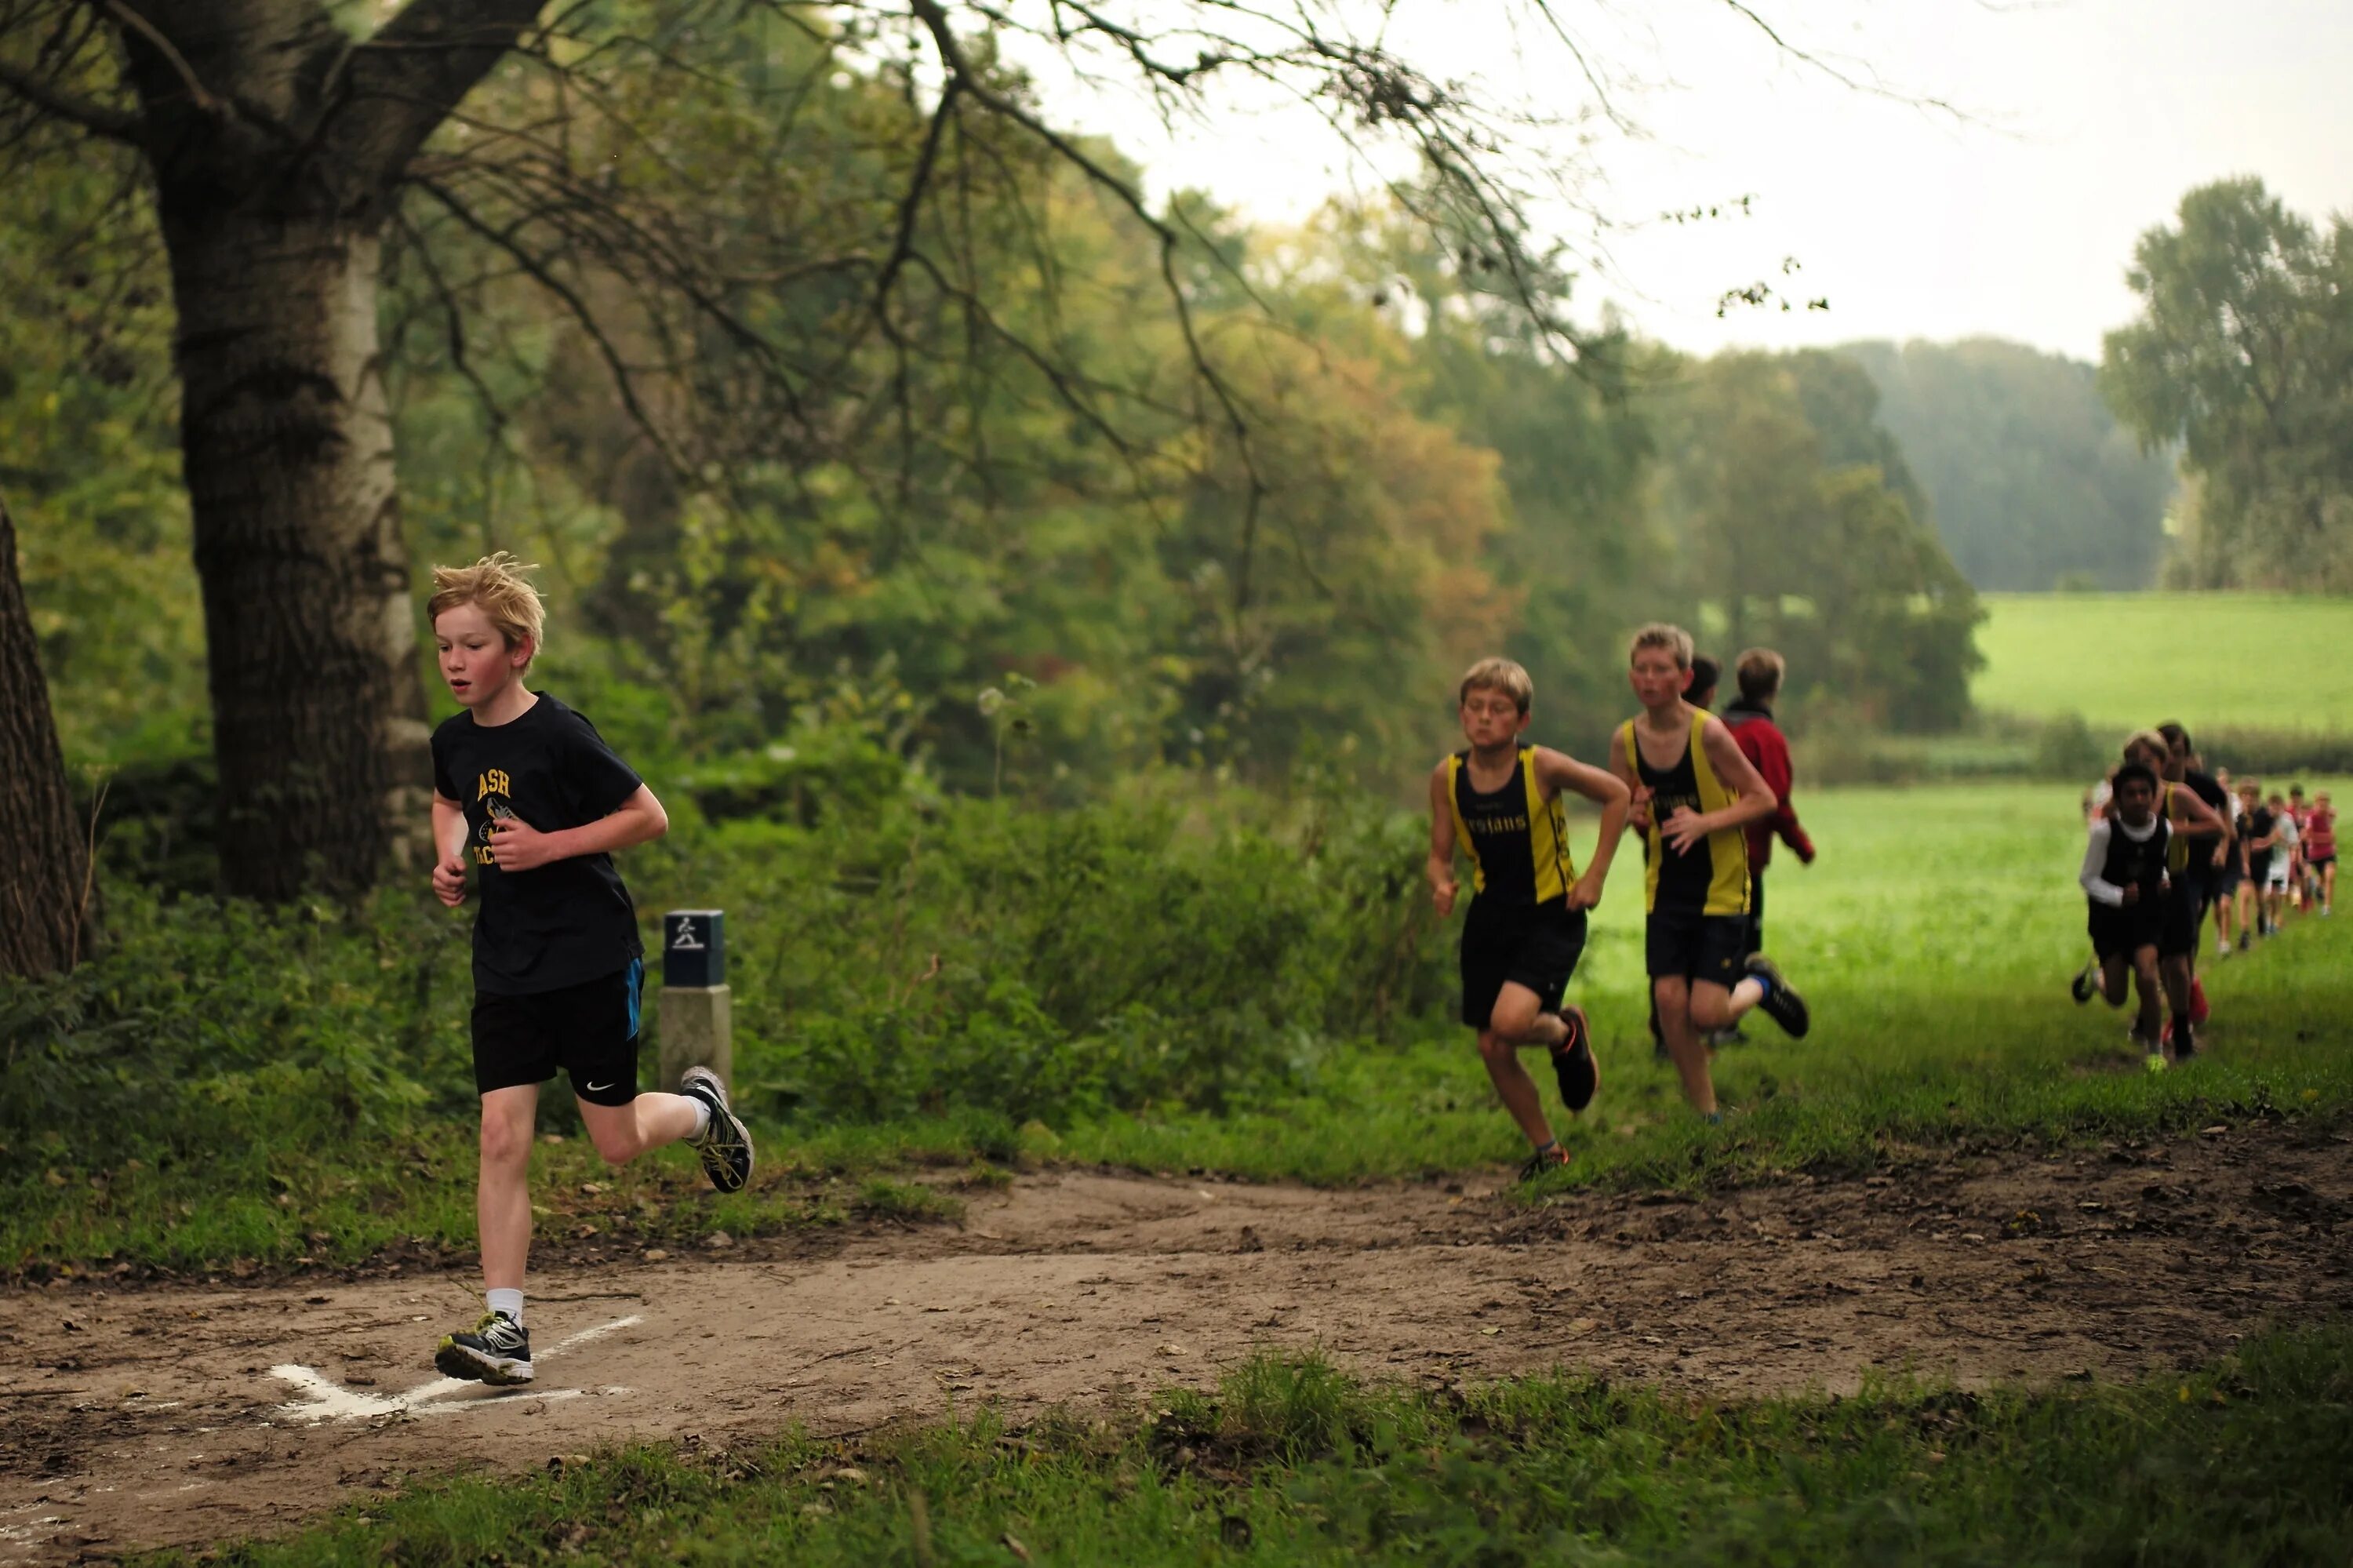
[1973,592,2353,737]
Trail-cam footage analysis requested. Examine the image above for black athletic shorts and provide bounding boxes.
[2213,862,2244,896]
[2088,901,2164,962]
[472,959,643,1105]
[1646,908,1748,987]
[2311,854,2337,871]
[1460,897,1587,1030]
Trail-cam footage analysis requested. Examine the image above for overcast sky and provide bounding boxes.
[1029,0,2350,363]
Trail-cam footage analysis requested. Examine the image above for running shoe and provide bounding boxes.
[1744,954,1810,1039]
[2144,1052,2168,1075]
[2171,1017,2197,1060]
[2189,977,2209,1025]
[2238,929,2252,951]
[435,1311,533,1385]
[2070,960,2100,1005]
[680,1066,755,1193]
[1550,1006,1598,1114]
[1518,1144,1571,1183]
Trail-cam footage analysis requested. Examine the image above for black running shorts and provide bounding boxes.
[1646,908,1748,987]
[471,959,643,1105]
[2088,901,2163,962]
[1460,897,1587,1030]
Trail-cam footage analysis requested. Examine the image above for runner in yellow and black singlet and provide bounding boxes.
[1428,658,1630,1183]
[1609,624,1807,1122]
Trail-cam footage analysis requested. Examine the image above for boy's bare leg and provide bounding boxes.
[1479,983,1569,1148]
[1654,977,1717,1118]
[478,1085,540,1293]
[2158,955,2193,1021]
[575,1091,704,1166]
[1689,975,1769,1034]
[2131,951,2162,1042]
[2100,953,2131,1007]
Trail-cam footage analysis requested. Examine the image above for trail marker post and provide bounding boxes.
[658,909,731,1092]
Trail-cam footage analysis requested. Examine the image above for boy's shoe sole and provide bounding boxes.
[1744,955,1810,1039]
[1550,1006,1598,1114]
[2070,966,2098,1004]
[681,1067,755,1193]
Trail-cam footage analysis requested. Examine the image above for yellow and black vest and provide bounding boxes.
[2160,782,2195,875]
[1621,711,1749,916]
[1446,747,1576,906]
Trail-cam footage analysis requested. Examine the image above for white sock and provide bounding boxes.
[687,1098,714,1138]
[486,1287,524,1324]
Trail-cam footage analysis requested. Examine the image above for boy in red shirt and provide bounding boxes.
[2308,790,2337,916]
[1718,649,1815,961]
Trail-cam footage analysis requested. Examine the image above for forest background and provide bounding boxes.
[5,0,2348,837]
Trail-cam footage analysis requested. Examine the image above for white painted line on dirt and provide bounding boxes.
[269,1315,644,1424]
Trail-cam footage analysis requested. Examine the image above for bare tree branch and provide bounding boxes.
[325,0,549,189]
[96,0,224,118]
[0,51,140,141]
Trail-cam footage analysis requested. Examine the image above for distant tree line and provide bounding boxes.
[1838,339,2175,592]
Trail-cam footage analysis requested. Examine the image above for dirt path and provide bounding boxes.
[4,1123,2348,1563]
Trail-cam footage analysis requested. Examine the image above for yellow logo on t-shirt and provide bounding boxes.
[473,770,517,864]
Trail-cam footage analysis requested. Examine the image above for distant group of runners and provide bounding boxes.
[1426,627,1812,1183]
[2072,726,2335,1071]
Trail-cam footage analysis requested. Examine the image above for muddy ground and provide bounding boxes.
[3,1122,2348,1563]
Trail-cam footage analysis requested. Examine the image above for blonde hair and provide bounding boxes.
[1735,647,1785,702]
[1458,657,1534,716]
[1629,623,1693,671]
[428,552,546,664]
[2121,728,2168,765]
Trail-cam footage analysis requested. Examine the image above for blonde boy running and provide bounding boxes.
[427,555,753,1385]
[1609,625,1807,1122]
[1427,658,1630,1181]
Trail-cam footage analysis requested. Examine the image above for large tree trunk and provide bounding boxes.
[162,210,431,900]
[99,0,544,900]
[0,493,94,977]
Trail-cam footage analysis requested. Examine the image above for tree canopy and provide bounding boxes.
[2100,178,2353,591]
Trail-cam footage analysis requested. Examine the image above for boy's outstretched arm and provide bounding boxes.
[2170,786,2224,842]
[431,792,469,907]
[1537,749,1629,909]
[488,785,669,873]
[1427,763,1460,918]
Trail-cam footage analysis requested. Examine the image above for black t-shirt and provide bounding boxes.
[2246,807,2276,874]
[2183,769,2229,842]
[431,694,646,995]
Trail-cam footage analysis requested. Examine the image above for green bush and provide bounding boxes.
[2,773,1451,1180]
[0,888,470,1183]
